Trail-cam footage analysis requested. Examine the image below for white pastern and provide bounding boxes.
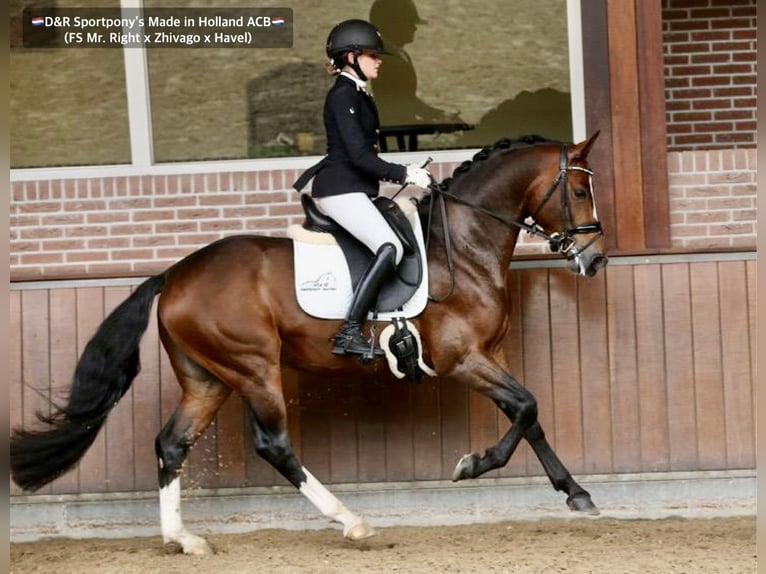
[159,476,212,554]
[298,466,376,540]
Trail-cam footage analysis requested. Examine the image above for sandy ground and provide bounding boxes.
[11,515,755,574]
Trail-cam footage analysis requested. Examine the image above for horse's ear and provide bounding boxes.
[571,130,600,161]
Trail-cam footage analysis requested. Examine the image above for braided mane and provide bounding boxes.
[437,134,556,191]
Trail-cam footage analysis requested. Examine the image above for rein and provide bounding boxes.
[423,144,603,302]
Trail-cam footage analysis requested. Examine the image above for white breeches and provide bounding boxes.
[314,192,404,265]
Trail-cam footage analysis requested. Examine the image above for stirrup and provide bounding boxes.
[331,324,385,359]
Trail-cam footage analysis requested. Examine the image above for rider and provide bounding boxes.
[293,19,432,357]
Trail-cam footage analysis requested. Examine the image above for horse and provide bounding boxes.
[10,132,608,554]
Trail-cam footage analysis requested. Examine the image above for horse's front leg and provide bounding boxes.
[451,353,598,514]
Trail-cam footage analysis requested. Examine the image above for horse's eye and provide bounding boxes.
[573,188,587,199]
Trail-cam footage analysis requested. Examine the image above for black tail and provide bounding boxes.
[10,273,167,491]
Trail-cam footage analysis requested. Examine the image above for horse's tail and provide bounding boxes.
[10,273,167,492]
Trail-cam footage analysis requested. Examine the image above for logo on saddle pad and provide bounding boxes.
[300,272,338,292]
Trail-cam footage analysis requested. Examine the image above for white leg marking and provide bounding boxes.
[159,476,212,554]
[298,466,376,540]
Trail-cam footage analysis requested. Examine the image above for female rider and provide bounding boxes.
[294,19,432,358]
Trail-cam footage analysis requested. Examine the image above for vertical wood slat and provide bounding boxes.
[9,291,23,496]
[633,265,670,472]
[133,302,161,491]
[635,0,670,248]
[661,264,699,471]
[48,289,80,494]
[20,290,52,493]
[577,272,613,474]
[500,269,527,478]
[520,269,554,476]
[580,0,617,251]
[104,287,135,492]
[605,0,646,250]
[717,261,755,468]
[689,263,727,469]
[548,270,585,473]
[75,288,107,492]
[606,266,641,472]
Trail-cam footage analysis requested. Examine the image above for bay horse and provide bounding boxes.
[10,133,608,554]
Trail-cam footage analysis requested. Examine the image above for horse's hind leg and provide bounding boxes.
[240,371,375,540]
[155,347,231,554]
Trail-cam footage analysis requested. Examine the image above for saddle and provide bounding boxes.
[299,194,423,313]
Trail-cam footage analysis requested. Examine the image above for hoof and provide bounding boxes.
[344,520,377,541]
[174,533,214,555]
[567,493,600,515]
[452,453,477,482]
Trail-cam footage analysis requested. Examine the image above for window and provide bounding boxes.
[11,0,578,168]
[10,0,131,168]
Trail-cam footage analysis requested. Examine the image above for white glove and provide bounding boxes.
[405,164,432,188]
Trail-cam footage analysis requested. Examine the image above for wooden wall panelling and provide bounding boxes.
[632,265,671,472]
[327,378,359,484]
[104,286,136,492]
[635,0,671,247]
[519,268,554,477]
[75,288,107,492]
[605,265,641,472]
[500,269,529,477]
[411,377,443,480]
[689,263,727,469]
[383,380,415,481]
[581,0,617,252]
[356,377,388,483]
[576,271,613,474]
[548,269,585,474]
[746,261,756,435]
[133,301,162,491]
[439,378,470,484]
[20,290,51,494]
[48,288,80,494]
[213,394,248,488]
[9,290,23,496]
[606,0,646,250]
[295,375,332,483]
[717,261,755,469]
[661,264,699,470]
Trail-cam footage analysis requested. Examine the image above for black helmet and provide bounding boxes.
[326,19,388,59]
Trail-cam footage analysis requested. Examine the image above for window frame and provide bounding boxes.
[11,0,586,180]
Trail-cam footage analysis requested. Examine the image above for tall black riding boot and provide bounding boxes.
[332,243,397,358]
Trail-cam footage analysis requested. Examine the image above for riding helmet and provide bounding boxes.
[326,19,388,59]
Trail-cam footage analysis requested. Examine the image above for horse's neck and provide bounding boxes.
[428,165,531,289]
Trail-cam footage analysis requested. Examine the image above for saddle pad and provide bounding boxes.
[289,202,429,321]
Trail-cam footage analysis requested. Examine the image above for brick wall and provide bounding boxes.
[667,148,756,249]
[662,0,757,151]
[10,149,757,280]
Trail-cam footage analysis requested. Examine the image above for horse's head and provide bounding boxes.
[525,132,608,277]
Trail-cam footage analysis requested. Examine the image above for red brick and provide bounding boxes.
[132,209,175,221]
[713,63,752,75]
[691,76,731,86]
[21,252,64,264]
[67,251,109,263]
[20,227,62,239]
[154,196,196,208]
[110,224,153,235]
[88,238,131,249]
[87,212,131,224]
[133,235,176,247]
[223,206,268,218]
[177,208,221,220]
[111,249,155,261]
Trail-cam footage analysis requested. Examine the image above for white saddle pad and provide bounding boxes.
[288,199,429,320]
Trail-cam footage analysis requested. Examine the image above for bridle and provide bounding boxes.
[423,144,603,301]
